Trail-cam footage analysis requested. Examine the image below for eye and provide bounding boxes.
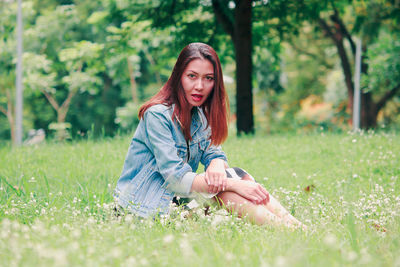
[206,76,214,81]
[188,74,196,78]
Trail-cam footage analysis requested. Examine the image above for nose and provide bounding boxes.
[194,78,204,90]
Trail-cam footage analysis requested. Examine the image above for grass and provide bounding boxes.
[0,132,399,266]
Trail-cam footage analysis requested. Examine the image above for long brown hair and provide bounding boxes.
[139,43,229,145]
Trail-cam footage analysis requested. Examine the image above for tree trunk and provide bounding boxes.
[360,91,377,128]
[3,89,16,142]
[335,36,354,114]
[2,106,15,143]
[319,18,354,115]
[234,0,254,135]
[127,58,137,103]
[57,90,76,123]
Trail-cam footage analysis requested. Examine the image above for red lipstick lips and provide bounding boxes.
[192,94,203,102]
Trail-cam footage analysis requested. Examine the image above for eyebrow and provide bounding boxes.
[187,70,214,76]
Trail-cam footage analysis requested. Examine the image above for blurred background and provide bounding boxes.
[1,0,400,142]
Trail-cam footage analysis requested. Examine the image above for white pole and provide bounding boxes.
[15,0,23,145]
[353,38,362,131]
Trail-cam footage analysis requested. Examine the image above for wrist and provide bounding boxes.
[225,179,239,192]
[210,158,224,166]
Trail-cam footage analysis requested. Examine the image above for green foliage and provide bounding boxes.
[362,32,400,93]
[1,0,400,140]
[114,101,141,132]
[23,52,56,95]
[59,41,105,94]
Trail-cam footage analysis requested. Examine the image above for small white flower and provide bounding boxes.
[111,247,122,258]
[163,234,174,244]
[275,256,286,267]
[125,214,134,223]
[125,257,136,265]
[323,233,338,247]
[225,252,235,261]
[345,251,358,262]
[140,258,148,265]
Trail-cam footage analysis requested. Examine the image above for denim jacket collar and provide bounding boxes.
[172,104,203,138]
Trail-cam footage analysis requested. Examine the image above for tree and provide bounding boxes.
[275,0,400,128]
[23,41,104,139]
[361,31,400,125]
[211,0,254,134]
[23,2,126,137]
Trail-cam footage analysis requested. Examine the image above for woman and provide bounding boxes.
[114,43,304,228]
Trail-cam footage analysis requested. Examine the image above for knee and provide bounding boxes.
[215,192,236,210]
[252,205,268,225]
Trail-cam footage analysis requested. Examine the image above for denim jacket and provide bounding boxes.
[114,104,228,217]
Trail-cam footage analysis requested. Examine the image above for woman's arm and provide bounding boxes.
[190,174,269,205]
[143,109,197,196]
[205,158,228,194]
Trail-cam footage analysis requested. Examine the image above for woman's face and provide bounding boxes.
[181,58,214,108]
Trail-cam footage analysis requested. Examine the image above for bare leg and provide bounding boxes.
[241,174,305,229]
[216,191,284,226]
[265,195,306,229]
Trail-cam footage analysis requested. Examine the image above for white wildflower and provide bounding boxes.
[180,237,194,257]
[111,247,122,258]
[163,234,174,244]
[275,256,287,267]
[323,233,338,247]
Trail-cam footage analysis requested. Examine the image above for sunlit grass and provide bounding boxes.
[0,132,399,266]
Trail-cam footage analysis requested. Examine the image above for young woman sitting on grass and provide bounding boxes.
[114,42,305,229]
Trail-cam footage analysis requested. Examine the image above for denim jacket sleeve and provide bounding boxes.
[200,141,228,171]
[143,109,197,196]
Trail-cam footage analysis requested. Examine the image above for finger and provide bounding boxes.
[210,175,217,187]
[257,187,268,203]
[260,189,269,204]
[212,184,219,194]
[208,184,214,193]
[217,175,224,192]
[204,172,210,185]
[262,188,270,204]
[208,175,217,193]
[259,185,269,197]
[222,178,227,191]
[257,185,269,203]
[245,192,259,204]
[214,176,222,193]
[254,188,267,204]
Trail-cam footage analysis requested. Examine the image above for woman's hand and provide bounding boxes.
[205,159,227,194]
[229,180,270,205]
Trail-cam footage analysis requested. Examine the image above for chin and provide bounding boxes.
[190,102,204,107]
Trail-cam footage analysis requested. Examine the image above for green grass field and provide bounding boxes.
[0,132,399,266]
